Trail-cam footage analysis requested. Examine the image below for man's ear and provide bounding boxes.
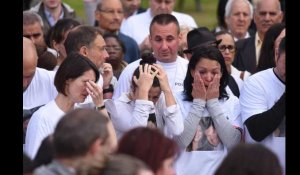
[89,138,103,156]
[79,46,88,57]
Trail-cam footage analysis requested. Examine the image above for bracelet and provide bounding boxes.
[103,84,114,94]
[95,105,105,111]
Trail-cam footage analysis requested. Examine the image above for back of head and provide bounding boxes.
[53,108,109,158]
[149,14,180,35]
[48,18,81,48]
[103,154,153,175]
[64,25,101,55]
[214,143,282,175]
[117,127,179,173]
[77,154,153,175]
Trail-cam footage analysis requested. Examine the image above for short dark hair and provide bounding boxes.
[64,25,102,55]
[54,52,99,96]
[183,46,229,101]
[53,108,109,158]
[149,14,180,35]
[48,18,81,47]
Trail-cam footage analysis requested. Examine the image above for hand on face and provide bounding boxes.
[206,74,221,100]
[86,80,104,107]
[191,71,206,100]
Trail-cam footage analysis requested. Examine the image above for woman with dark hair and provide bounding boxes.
[105,53,183,139]
[173,46,243,175]
[25,52,104,159]
[256,23,285,73]
[47,18,81,70]
[118,127,179,175]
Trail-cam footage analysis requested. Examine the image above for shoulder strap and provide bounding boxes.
[228,75,240,97]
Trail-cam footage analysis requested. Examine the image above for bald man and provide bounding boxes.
[23,37,57,110]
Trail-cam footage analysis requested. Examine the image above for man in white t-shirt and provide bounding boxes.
[240,37,285,173]
[120,0,197,52]
[23,37,57,111]
[113,13,188,100]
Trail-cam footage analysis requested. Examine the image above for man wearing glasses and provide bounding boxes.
[95,0,140,64]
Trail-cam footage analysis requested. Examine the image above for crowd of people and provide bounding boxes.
[23,0,285,175]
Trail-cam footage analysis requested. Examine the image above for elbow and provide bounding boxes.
[248,130,265,142]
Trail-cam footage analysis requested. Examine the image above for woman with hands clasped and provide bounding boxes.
[105,55,184,139]
[173,46,243,175]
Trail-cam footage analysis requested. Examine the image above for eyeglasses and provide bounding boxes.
[218,45,236,53]
[98,9,124,15]
[106,46,122,51]
[23,33,42,39]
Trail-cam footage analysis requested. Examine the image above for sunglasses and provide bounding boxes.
[218,45,236,53]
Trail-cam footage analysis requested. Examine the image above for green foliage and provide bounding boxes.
[63,0,218,30]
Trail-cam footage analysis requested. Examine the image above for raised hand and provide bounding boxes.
[133,64,158,100]
[152,64,169,92]
[191,71,206,100]
[101,63,113,89]
[86,80,104,107]
[206,74,221,100]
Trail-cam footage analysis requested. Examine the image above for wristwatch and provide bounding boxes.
[95,105,105,111]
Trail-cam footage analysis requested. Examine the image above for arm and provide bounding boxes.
[245,93,285,141]
[174,99,206,149]
[101,63,114,99]
[206,99,242,149]
[86,80,117,151]
[153,64,184,135]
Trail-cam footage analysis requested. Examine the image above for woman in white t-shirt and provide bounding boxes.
[174,46,243,175]
[106,54,184,139]
[25,52,104,159]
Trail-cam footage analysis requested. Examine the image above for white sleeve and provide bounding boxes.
[240,77,268,123]
[25,111,51,159]
[107,99,153,133]
[156,95,184,137]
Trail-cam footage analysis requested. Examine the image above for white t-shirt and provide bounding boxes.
[240,68,285,173]
[23,68,58,110]
[231,65,251,81]
[106,92,183,139]
[24,100,65,159]
[120,8,198,45]
[112,56,188,100]
[174,93,242,175]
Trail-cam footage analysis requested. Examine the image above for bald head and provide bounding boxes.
[23,37,38,92]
